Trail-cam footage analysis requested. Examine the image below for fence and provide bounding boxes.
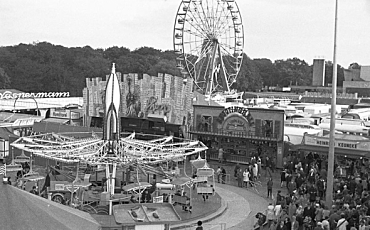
[189,127,278,141]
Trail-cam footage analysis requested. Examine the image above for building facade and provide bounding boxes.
[343,65,370,97]
[190,105,286,168]
[312,59,325,86]
[83,73,194,127]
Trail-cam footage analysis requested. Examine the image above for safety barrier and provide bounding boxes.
[216,173,231,184]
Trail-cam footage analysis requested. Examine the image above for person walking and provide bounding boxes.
[276,220,287,230]
[254,212,267,230]
[218,147,224,163]
[221,167,226,184]
[265,156,273,178]
[257,156,262,178]
[253,162,259,181]
[291,215,299,230]
[234,163,240,178]
[267,177,273,199]
[236,168,243,187]
[216,166,221,183]
[266,203,275,228]
[336,213,348,230]
[243,168,250,188]
[287,179,297,196]
[196,220,203,230]
[280,169,286,188]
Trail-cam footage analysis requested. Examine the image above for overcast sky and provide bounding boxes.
[1,0,369,68]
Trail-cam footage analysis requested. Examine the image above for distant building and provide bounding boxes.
[343,65,370,97]
[312,59,325,86]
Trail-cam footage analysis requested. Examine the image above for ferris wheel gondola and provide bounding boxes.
[173,0,244,95]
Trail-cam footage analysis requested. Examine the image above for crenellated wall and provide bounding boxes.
[83,73,194,125]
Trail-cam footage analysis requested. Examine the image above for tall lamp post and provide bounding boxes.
[326,0,339,208]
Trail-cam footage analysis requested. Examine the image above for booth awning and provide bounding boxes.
[32,121,103,138]
[147,114,167,123]
[42,118,69,124]
[290,144,370,158]
[0,127,18,140]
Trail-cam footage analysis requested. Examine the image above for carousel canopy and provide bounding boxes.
[10,132,208,166]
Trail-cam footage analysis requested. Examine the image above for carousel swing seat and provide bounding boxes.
[5,161,23,172]
[195,164,216,195]
[14,152,31,164]
[190,155,207,169]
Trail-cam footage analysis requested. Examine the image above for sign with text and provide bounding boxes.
[50,109,81,119]
[55,184,65,191]
[153,196,164,203]
[0,91,70,100]
[304,134,370,151]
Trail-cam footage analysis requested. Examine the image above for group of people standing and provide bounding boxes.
[260,152,370,230]
[234,156,262,188]
[216,166,227,184]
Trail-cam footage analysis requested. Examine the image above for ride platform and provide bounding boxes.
[92,191,222,228]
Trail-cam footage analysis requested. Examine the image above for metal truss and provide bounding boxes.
[11,132,208,167]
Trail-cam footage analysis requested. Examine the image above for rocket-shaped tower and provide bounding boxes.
[103,63,121,141]
[103,63,121,197]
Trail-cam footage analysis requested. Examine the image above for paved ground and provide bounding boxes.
[207,160,290,200]
[3,158,289,229]
[173,159,290,229]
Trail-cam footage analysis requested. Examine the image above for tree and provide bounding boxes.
[233,54,263,91]
[348,62,360,69]
[253,58,276,87]
[133,47,162,56]
[147,59,181,77]
[0,67,11,88]
[103,46,130,62]
[273,58,312,87]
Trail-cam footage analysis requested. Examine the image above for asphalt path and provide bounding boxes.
[204,183,268,230]
[192,160,288,230]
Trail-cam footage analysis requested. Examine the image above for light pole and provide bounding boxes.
[326,0,339,208]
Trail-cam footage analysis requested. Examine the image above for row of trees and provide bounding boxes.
[0,42,354,96]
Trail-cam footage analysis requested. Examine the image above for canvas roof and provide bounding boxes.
[0,127,18,140]
[33,121,103,138]
[0,182,101,230]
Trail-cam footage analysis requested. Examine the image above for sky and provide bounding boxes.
[1,0,370,68]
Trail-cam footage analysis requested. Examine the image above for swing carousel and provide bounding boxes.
[10,64,208,218]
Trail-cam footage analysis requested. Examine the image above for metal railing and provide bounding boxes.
[208,152,251,164]
[189,127,278,141]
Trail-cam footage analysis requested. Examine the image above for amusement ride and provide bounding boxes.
[173,0,244,95]
[9,64,208,215]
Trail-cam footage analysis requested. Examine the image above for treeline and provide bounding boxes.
[0,42,351,96]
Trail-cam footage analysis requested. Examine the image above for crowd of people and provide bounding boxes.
[255,152,370,230]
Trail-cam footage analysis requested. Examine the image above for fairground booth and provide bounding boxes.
[290,133,370,177]
[189,103,285,168]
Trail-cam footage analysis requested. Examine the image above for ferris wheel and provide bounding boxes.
[173,0,244,95]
